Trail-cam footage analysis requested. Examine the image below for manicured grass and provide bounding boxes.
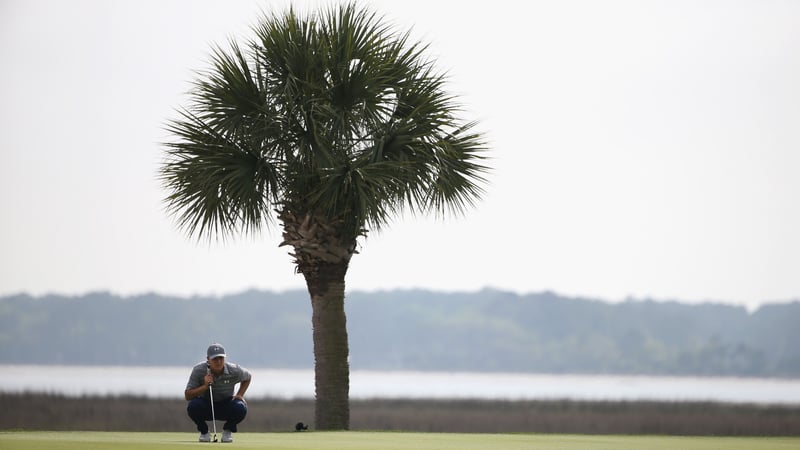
[2,431,799,450]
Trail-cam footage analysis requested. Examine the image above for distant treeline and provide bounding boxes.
[1,289,798,377]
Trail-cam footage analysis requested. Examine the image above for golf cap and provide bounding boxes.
[207,343,226,359]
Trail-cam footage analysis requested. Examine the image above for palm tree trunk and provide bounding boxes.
[305,261,350,430]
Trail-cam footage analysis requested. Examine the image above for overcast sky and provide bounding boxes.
[1,0,798,310]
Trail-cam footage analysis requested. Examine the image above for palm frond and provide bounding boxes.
[161,110,281,240]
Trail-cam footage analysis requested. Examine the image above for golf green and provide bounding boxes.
[2,431,799,450]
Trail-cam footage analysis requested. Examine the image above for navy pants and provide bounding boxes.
[187,397,247,433]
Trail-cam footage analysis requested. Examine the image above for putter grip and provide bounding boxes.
[206,365,214,386]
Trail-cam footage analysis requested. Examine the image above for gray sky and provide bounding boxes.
[1,0,798,310]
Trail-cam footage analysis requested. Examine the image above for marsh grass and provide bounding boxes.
[2,393,798,435]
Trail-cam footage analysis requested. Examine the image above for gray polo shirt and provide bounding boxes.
[185,361,252,401]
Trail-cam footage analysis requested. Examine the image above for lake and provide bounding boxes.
[4,365,800,404]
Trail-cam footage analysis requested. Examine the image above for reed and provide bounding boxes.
[1,393,798,435]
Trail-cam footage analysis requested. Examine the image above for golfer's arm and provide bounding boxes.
[184,383,209,401]
[235,378,251,399]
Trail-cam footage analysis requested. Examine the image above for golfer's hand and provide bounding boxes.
[234,395,247,405]
[204,373,214,386]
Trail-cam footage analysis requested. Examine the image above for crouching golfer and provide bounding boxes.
[185,343,252,443]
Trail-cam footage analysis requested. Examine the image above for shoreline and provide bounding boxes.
[6,365,800,404]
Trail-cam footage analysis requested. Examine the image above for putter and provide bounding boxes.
[207,364,218,443]
[209,383,218,443]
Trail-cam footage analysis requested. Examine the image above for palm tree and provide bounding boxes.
[160,3,488,430]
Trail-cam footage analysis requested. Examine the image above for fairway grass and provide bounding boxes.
[1,431,799,450]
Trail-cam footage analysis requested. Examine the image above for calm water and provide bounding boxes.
[5,365,800,404]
